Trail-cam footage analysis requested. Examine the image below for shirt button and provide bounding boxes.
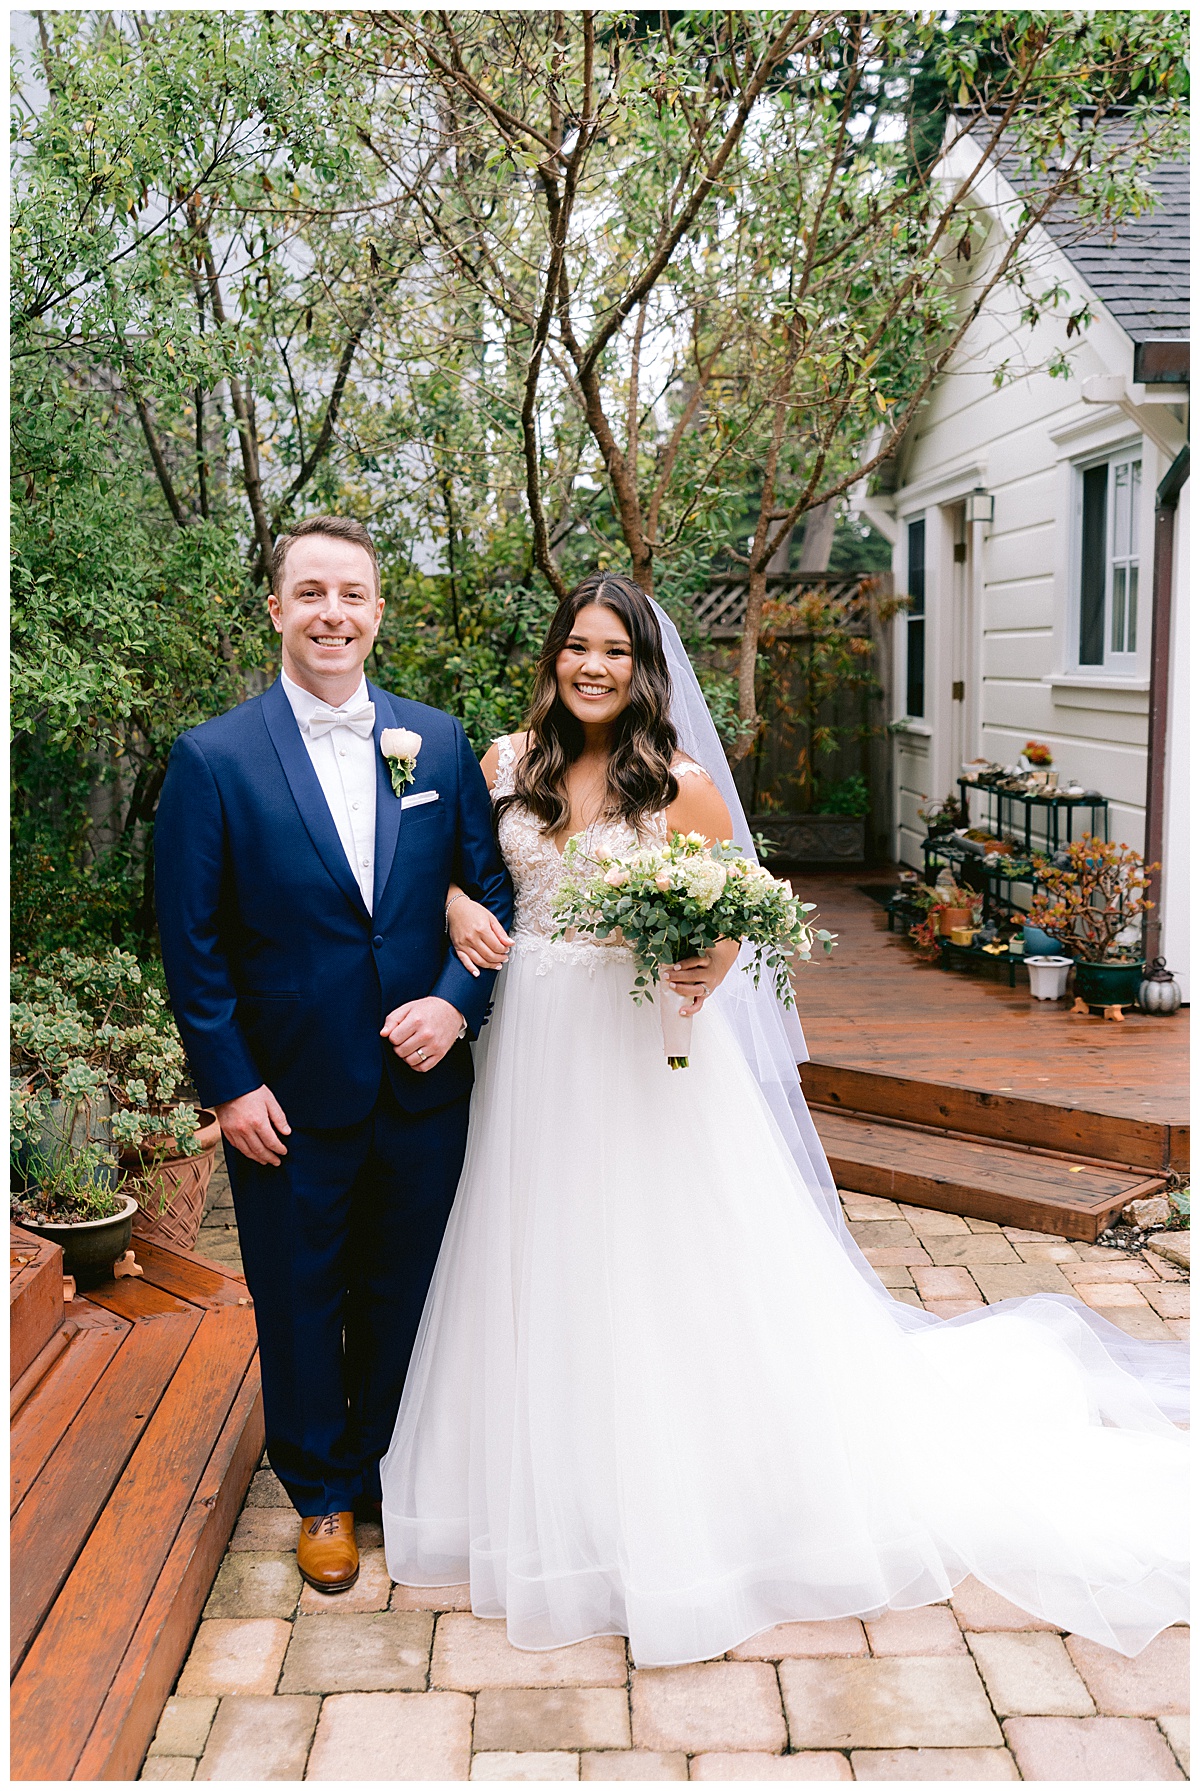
[361,858,370,868]
[351,801,360,811]
[339,749,347,758]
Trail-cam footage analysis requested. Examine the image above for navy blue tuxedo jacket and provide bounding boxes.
[154,676,513,1128]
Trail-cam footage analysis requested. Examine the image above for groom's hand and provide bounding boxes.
[214,1084,292,1166]
[381,996,465,1073]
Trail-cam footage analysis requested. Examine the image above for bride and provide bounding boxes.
[380,571,1187,1669]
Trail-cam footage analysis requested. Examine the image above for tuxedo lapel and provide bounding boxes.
[370,682,404,913]
[260,678,369,920]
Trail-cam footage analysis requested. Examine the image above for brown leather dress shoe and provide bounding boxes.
[297,1511,359,1593]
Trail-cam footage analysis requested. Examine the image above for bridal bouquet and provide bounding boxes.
[553,832,835,1066]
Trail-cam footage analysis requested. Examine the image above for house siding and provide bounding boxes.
[881,168,1186,923]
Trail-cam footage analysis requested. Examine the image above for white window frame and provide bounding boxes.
[1071,438,1147,677]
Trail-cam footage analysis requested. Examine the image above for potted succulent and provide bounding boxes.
[1029,835,1155,1011]
[907,880,979,956]
[11,949,214,1250]
[11,1076,138,1289]
[918,793,963,839]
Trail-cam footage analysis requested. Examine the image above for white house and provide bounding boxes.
[857,128,1189,997]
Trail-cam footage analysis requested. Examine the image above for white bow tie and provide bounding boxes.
[305,700,376,740]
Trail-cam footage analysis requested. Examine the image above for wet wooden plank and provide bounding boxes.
[73,1362,264,1781]
[11,1306,131,1516]
[10,1305,260,1781]
[128,1235,250,1310]
[813,1110,1160,1240]
[84,1275,195,1322]
[9,1310,200,1678]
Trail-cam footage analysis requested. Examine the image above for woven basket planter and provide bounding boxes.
[123,1110,221,1253]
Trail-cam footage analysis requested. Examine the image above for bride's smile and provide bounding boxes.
[555,603,634,730]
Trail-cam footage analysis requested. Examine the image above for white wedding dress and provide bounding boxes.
[381,736,1188,1667]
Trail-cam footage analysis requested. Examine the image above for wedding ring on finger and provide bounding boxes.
[416,1048,427,1063]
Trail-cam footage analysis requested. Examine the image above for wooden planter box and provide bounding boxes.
[751,814,867,866]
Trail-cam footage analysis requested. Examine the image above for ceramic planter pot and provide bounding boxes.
[20,1194,139,1290]
[1023,922,1063,958]
[938,907,973,936]
[1073,959,1143,1010]
[948,927,975,947]
[123,1110,221,1253]
[1026,956,1073,1001]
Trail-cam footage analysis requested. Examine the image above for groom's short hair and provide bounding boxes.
[272,515,380,597]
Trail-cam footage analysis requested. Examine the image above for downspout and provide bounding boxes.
[1142,440,1189,964]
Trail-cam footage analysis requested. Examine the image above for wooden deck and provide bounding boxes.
[790,874,1188,1237]
[10,1225,263,1782]
[794,873,1188,1124]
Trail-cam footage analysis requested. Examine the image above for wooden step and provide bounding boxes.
[9,1237,263,1782]
[10,1227,66,1385]
[801,1062,1187,1174]
[810,1108,1168,1241]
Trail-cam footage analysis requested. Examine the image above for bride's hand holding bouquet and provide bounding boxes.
[553,831,835,1065]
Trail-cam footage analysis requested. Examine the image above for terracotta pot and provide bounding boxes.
[122,1110,221,1253]
[938,906,973,936]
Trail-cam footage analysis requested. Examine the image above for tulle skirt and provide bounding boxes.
[381,936,1188,1667]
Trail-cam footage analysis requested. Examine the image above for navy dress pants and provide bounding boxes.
[225,1080,470,1515]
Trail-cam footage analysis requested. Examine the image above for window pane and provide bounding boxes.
[1127,564,1138,654]
[907,519,926,615]
[1129,460,1142,558]
[906,519,926,716]
[906,619,925,717]
[1113,461,1131,561]
[1079,465,1107,664]
[1111,566,1126,654]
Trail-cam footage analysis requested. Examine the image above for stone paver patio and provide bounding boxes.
[147,1190,1189,1781]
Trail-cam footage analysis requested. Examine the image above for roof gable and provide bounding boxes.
[985,130,1188,345]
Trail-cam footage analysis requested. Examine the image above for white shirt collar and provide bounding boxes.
[280,668,369,727]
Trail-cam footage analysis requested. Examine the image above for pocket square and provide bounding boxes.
[400,789,439,810]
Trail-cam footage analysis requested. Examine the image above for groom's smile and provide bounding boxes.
[268,533,385,706]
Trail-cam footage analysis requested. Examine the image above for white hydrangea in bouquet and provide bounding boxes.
[553,832,835,1066]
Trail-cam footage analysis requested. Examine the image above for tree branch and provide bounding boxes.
[200,234,274,573]
[134,394,189,528]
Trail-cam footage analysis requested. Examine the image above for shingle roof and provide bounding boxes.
[982,127,1189,343]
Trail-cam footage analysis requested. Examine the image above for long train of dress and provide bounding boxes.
[381,756,1187,1668]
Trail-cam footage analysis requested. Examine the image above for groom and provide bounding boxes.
[155,515,512,1592]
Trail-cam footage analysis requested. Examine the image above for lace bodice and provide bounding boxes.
[491,734,707,948]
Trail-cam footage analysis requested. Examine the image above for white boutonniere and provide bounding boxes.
[380,727,422,797]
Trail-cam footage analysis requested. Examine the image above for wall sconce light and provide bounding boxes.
[965,488,994,524]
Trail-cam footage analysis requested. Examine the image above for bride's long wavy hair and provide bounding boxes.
[500,572,679,836]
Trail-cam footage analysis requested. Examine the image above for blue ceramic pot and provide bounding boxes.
[1023,922,1063,958]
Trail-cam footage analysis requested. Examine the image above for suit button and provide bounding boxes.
[373,935,384,949]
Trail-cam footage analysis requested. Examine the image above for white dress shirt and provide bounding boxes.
[281,670,377,912]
